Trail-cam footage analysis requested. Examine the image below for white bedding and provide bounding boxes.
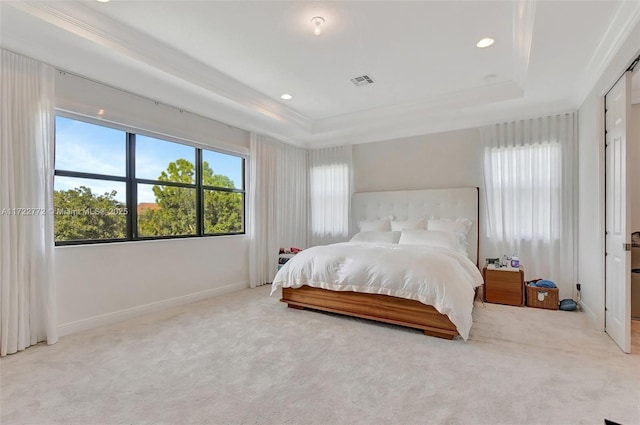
[270,242,484,340]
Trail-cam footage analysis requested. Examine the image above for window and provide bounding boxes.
[310,164,350,237]
[483,142,561,241]
[135,135,197,238]
[54,115,245,244]
[308,146,352,246]
[201,150,244,234]
[54,117,128,242]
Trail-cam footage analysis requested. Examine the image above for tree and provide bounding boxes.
[137,159,196,236]
[202,160,243,234]
[137,159,242,236]
[54,186,127,241]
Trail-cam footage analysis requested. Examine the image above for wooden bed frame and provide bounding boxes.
[281,286,458,339]
[279,187,479,340]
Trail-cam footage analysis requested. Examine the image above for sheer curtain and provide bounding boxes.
[309,146,353,246]
[277,142,308,251]
[0,50,58,356]
[247,134,308,288]
[482,113,578,298]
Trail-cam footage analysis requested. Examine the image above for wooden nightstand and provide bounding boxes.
[482,265,524,306]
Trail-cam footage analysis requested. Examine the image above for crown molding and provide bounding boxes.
[0,1,620,148]
[313,80,523,137]
[8,0,537,149]
[307,100,576,148]
[572,0,640,106]
[8,1,314,134]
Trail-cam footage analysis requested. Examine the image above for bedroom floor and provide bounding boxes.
[1,286,638,425]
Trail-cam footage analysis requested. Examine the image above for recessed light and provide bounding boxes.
[280,94,292,100]
[477,38,495,48]
[97,108,105,116]
[96,0,110,3]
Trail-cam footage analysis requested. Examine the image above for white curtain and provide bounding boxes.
[277,142,308,251]
[0,50,58,356]
[248,134,308,288]
[482,113,578,298]
[309,146,353,246]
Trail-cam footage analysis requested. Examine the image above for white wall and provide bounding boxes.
[55,73,251,335]
[577,21,640,329]
[353,127,483,193]
[577,92,606,326]
[352,127,490,263]
[56,237,248,334]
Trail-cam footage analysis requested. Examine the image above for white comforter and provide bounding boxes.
[270,242,484,340]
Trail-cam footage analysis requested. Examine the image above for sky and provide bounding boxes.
[55,116,243,204]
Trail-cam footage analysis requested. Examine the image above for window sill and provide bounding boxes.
[55,233,247,248]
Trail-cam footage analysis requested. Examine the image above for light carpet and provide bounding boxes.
[1,285,639,425]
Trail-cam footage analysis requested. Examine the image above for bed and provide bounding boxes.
[271,187,483,340]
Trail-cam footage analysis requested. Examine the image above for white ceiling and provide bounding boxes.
[2,1,640,147]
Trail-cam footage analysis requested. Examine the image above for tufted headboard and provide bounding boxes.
[351,187,479,265]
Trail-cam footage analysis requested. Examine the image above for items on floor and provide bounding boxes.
[524,279,579,311]
[525,279,559,310]
[559,299,578,311]
[277,247,302,272]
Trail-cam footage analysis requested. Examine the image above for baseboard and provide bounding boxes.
[57,282,248,337]
[579,300,603,331]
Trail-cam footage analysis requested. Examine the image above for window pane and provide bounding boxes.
[54,177,127,242]
[55,116,126,176]
[202,150,243,189]
[204,190,243,234]
[136,135,195,184]
[137,184,196,237]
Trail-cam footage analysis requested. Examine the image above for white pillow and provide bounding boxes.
[350,231,401,244]
[426,217,473,236]
[358,216,393,232]
[398,229,468,254]
[390,217,425,231]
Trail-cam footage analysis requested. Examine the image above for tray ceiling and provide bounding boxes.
[1,1,639,147]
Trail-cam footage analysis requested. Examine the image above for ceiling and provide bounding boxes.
[1,1,639,148]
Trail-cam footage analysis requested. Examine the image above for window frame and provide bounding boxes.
[54,112,246,246]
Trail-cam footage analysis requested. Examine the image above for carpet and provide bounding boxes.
[1,285,638,425]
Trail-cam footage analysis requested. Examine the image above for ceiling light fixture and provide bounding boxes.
[96,0,110,3]
[281,94,293,100]
[311,16,325,36]
[477,38,495,48]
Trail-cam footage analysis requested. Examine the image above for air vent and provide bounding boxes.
[350,74,375,87]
